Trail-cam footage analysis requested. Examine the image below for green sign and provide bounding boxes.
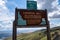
[27,1,37,10]
[18,12,26,25]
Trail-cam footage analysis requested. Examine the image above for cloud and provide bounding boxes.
[37,0,60,27]
[49,18,60,27]
[37,0,60,18]
[49,0,60,18]
[0,0,14,31]
[56,23,60,26]
[0,0,60,32]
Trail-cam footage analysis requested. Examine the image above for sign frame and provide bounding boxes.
[14,9,49,28]
[13,8,51,40]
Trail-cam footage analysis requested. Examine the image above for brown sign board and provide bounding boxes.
[13,8,51,40]
[15,9,48,27]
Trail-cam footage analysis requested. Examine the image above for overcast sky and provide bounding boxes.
[0,0,60,32]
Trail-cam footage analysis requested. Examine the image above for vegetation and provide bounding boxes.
[5,26,60,40]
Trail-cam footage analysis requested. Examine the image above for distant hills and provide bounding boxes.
[4,26,60,40]
[0,31,12,39]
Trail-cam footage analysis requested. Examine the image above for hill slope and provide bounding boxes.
[5,26,60,40]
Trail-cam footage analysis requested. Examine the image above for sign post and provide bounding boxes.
[13,0,51,40]
[13,8,51,40]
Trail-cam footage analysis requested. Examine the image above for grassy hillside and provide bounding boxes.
[5,26,60,40]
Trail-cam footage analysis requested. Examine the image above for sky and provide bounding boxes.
[0,0,60,32]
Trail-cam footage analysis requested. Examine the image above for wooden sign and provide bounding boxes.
[13,8,51,40]
[22,11,41,19]
[15,9,48,27]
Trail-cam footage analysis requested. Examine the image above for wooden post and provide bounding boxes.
[13,21,17,40]
[45,9,51,40]
[47,21,51,40]
[13,8,17,40]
